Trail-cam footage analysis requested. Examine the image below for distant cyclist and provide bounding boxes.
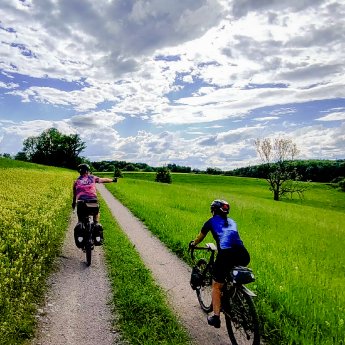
[189,199,250,328]
[72,163,116,246]
[72,163,116,222]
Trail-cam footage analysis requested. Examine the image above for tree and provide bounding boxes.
[113,166,123,178]
[206,167,223,175]
[155,166,172,183]
[255,137,308,201]
[1,153,12,159]
[123,163,139,171]
[14,151,28,161]
[21,128,86,169]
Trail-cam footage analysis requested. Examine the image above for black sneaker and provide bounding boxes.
[207,315,221,328]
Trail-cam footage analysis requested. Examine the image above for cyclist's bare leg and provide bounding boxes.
[212,281,224,316]
[207,280,224,328]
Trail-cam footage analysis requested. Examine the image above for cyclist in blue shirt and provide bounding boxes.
[190,199,250,328]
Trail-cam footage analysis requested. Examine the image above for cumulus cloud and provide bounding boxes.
[0,0,344,168]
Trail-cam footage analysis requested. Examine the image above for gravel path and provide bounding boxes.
[30,212,124,345]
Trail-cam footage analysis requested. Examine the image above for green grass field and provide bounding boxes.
[104,172,345,345]
[2,159,344,345]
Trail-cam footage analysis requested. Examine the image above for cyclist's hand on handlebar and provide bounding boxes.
[189,240,196,250]
[112,178,117,182]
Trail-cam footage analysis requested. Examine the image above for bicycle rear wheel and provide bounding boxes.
[85,242,92,266]
[195,259,213,313]
[224,287,260,345]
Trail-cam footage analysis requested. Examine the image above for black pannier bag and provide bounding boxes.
[190,266,203,290]
[74,223,85,248]
[93,223,104,246]
[230,266,255,285]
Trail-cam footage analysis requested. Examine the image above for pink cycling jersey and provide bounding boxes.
[74,174,100,200]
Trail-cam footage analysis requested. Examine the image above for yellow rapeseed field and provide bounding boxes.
[0,164,75,344]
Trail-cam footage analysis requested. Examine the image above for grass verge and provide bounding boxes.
[99,196,190,345]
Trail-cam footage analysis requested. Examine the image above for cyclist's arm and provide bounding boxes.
[192,231,206,246]
[98,177,114,183]
[192,218,214,245]
[94,175,117,183]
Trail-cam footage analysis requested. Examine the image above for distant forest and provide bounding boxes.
[91,159,345,184]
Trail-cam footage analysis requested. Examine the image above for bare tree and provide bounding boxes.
[255,137,308,201]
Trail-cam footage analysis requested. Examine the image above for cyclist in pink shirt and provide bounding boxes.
[72,163,116,223]
[72,164,116,248]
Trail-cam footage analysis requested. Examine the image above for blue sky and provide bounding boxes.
[0,0,344,169]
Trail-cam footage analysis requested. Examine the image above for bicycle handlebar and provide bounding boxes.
[189,243,217,261]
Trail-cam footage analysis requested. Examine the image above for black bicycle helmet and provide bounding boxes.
[210,199,230,215]
[78,163,90,174]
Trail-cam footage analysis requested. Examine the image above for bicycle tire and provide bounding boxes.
[223,287,260,345]
[85,222,92,266]
[195,259,213,313]
[85,244,92,266]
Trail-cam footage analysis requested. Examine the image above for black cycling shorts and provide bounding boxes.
[213,246,250,283]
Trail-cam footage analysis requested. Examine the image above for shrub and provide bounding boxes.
[155,167,172,183]
[113,166,123,178]
[338,178,345,192]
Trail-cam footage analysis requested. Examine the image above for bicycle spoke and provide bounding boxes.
[224,288,259,345]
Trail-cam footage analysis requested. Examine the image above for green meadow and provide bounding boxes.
[1,157,344,345]
[105,172,345,345]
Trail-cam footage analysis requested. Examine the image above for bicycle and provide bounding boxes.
[75,199,102,266]
[190,243,260,345]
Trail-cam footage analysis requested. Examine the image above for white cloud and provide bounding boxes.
[253,116,279,122]
[0,81,18,89]
[316,112,345,121]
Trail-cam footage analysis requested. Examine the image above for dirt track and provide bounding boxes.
[30,212,124,345]
[31,184,232,345]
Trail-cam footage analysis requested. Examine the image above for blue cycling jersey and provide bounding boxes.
[201,215,243,250]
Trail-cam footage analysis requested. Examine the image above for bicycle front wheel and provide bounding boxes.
[224,287,260,345]
[85,222,93,266]
[195,259,213,313]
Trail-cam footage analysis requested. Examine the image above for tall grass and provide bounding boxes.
[105,173,345,345]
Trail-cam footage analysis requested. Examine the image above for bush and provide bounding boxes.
[114,166,123,178]
[155,167,172,183]
[338,178,345,192]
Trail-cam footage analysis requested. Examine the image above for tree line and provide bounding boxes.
[225,159,345,183]
[2,128,344,199]
[91,161,192,174]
